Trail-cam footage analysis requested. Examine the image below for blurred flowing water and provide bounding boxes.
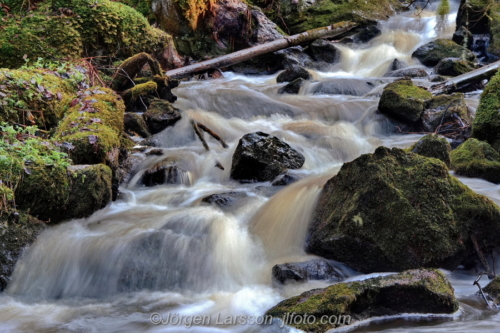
[2,1,500,332]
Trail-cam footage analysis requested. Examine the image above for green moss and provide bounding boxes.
[266,269,458,332]
[408,134,451,167]
[55,87,125,165]
[0,67,81,129]
[379,79,433,123]
[258,0,401,35]
[472,71,500,151]
[307,147,500,273]
[116,0,153,20]
[450,138,500,183]
[484,275,500,304]
[0,0,174,69]
[412,39,476,67]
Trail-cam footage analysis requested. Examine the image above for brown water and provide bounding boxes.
[2,1,500,332]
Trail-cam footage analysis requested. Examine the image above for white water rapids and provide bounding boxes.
[2,1,500,332]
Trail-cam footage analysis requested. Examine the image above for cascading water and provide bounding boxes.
[2,1,500,332]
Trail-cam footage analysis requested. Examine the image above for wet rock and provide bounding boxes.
[142,160,190,187]
[383,68,429,78]
[0,213,45,291]
[434,58,476,77]
[124,113,151,138]
[472,71,500,152]
[420,93,471,134]
[412,39,476,67]
[275,46,315,69]
[308,39,340,63]
[266,269,459,332]
[431,75,447,82]
[143,100,182,135]
[276,66,311,83]
[452,26,473,49]
[278,78,305,94]
[272,259,342,284]
[339,25,381,44]
[201,192,249,208]
[306,147,500,273]
[378,78,433,123]
[409,134,451,167]
[307,78,376,96]
[390,58,407,71]
[451,138,500,184]
[230,132,305,182]
[272,173,300,186]
[484,275,500,305]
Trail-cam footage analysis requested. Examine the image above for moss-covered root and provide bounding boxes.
[55,87,125,166]
[0,68,79,129]
[112,52,164,91]
[409,134,452,167]
[450,138,500,184]
[378,78,433,123]
[472,71,500,152]
[266,269,459,332]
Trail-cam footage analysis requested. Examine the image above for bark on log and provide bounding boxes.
[165,21,358,79]
[430,59,500,95]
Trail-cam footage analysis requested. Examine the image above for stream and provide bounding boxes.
[2,1,500,332]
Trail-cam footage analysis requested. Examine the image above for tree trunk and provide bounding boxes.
[430,59,500,95]
[165,21,358,79]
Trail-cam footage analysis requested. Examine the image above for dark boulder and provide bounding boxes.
[230,132,305,182]
[276,66,311,83]
[409,134,452,167]
[434,58,476,77]
[384,68,429,78]
[201,192,249,208]
[420,93,472,134]
[378,78,433,123]
[272,259,342,284]
[142,160,191,186]
[451,138,500,184]
[308,39,340,63]
[306,147,500,273]
[124,112,151,138]
[339,25,382,44]
[272,173,300,186]
[266,269,459,332]
[412,39,476,67]
[278,78,305,94]
[143,100,181,135]
[390,58,407,71]
[452,26,473,49]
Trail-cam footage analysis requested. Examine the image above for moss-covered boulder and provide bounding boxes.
[484,275,500,305]
[0,212,46,291]
[450,138,500,184]
[306,147,500,273]
[412,39,476,67]
[55,87,125,165]
[434,58,476,76]
[0,0,176,68]
[420,93,472,134]
[266,269,459,332]
[378,79,433,123]
[409,134,451,167]
[0,67,82,129]
[255,0,401,35]
[472,71,500,151]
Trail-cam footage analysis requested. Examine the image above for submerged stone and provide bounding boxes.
[276,66,311,83]
[278,78,305,94]
[230,132,305,182]
[272,259,342,284]
[307,147,500,273]
[266,269,459,332]
[451,138,500,184]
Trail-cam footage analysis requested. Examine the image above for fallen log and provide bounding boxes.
[165,21,358,79]
[430,59,500,95]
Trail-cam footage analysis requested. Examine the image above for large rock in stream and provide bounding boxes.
[266,269,459,332]
[230,132,305,182]
[306,147,500,273]
[412,39,476,67]
[472,71,500,152]
[451,138,500,184]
